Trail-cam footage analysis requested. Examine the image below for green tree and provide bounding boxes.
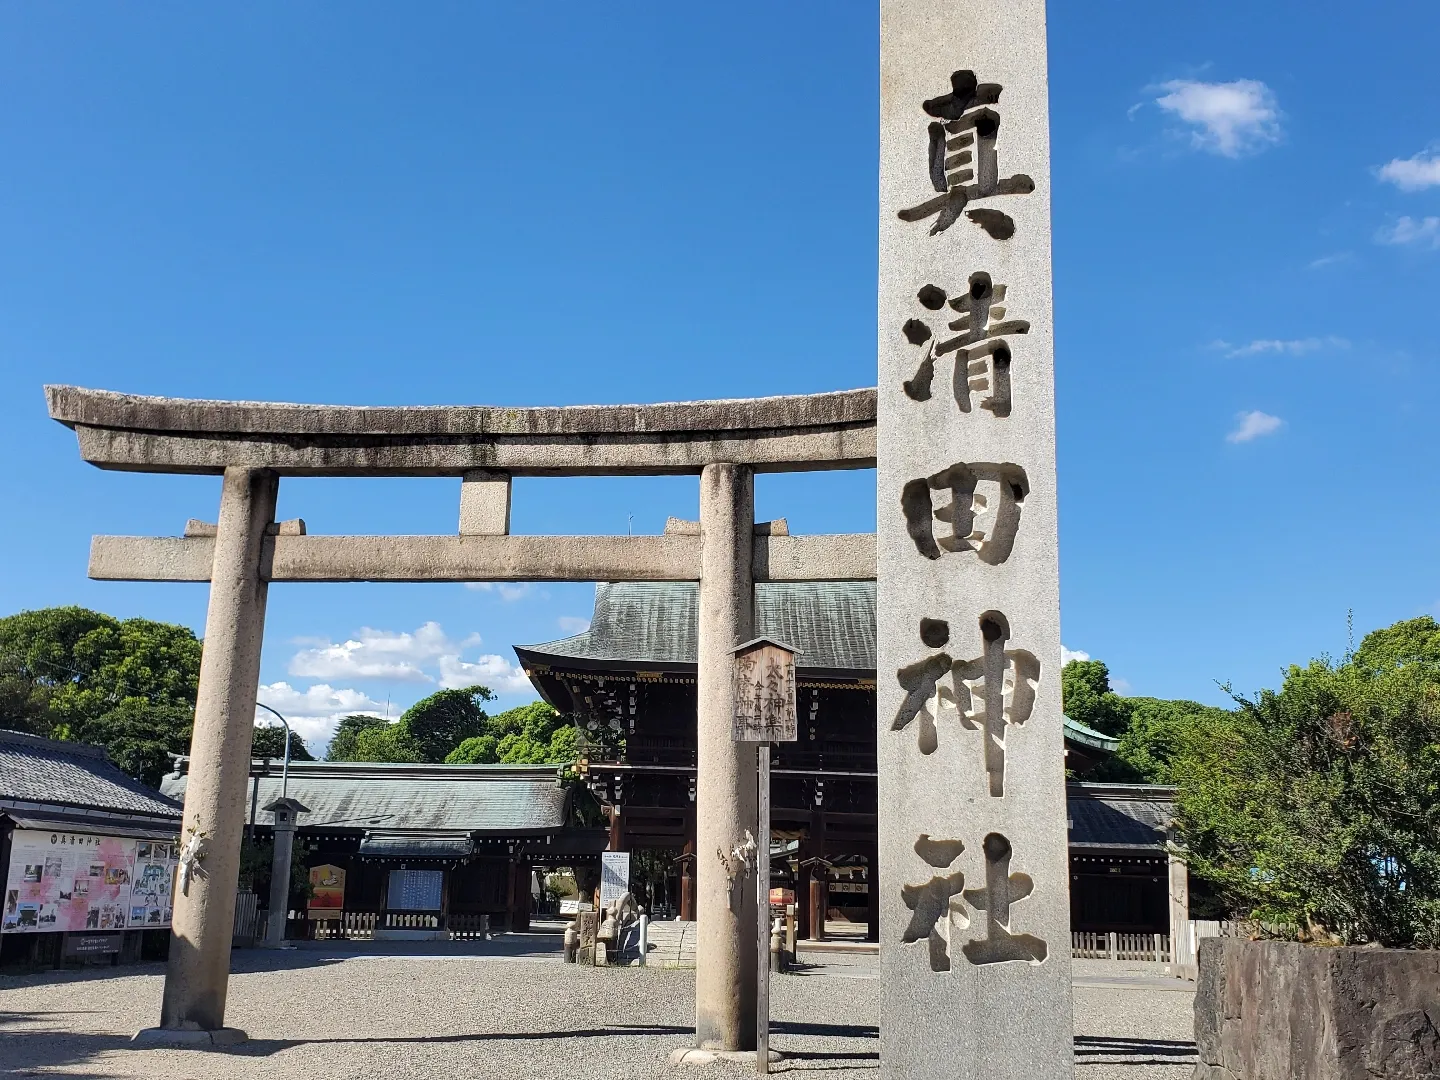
[326,714,386,761]
[1173,629,1440,947]
[251,725,314,761]
[445,734,500,764]
[398,685,494,763]
[350,724,424,763]
[0,606,202,785]
[443,702,581,766]
[1093,697,1230,784]
[1061,659,1133,737]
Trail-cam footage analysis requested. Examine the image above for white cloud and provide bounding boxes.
[1061,646,1090,665]
[464,582,535,601]
[1223,336,1349,358]
[1306,252,1350,270]
[254,682,388,748]
[1377,151,1440,192]
[288,624,437,682]
[287,622,479,682]
[1154,79,1281,157]
[557,616,591,635]
[437,653,533,695]
[1377,216,1440,249]
[1227,410,1284,443]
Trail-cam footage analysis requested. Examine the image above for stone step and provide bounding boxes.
[641,919,697,966]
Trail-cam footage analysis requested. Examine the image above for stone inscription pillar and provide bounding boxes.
[160,467,276,1034]
[878,3,1073,1077]
[694,462,757,1051]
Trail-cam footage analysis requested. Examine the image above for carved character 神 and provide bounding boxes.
[897,70,1035,238]
[892,613,1040,799]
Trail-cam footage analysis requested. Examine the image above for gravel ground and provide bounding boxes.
[0,940,1195,1079]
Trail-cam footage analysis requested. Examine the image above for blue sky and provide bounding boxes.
[2,3,1437,751]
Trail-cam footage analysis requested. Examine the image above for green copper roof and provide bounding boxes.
[518,581,877,676]
[1062,715,1120,752]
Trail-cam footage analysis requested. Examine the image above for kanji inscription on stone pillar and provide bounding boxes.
[878,2,1073,1078]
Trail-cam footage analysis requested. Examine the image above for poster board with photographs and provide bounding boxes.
[2,829,179,935]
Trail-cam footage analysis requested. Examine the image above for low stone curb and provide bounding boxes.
[669,1048,785,1067]
[131,1026,248,1048]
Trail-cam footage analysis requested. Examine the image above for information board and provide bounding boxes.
[387,869,443,911]
[2,829,178,935]
[599,850,630,909]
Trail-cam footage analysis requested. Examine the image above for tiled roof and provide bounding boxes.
[160,760,568,834]
[1067,785,1174,850]
[0,729,181,820]
[517,581,877,675]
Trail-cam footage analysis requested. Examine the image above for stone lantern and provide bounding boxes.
[261,796,308,949]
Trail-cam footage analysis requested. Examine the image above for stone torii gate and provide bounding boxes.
[45,384,876,1050]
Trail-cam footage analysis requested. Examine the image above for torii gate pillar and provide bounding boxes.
[141,466,276,1045]
[693,462,759,1050]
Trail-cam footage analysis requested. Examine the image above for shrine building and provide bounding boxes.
[515,580,1179,941]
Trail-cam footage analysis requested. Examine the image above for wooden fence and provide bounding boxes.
[232,889,262,946]
[308,910,490,941]
[1071,931,1171,962]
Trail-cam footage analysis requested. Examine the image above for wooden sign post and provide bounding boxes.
[731,637,798,1075]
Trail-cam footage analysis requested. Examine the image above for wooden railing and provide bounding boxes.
[307,910,492,941]
[1071,931,1171,962]
[312,911,379,940]
[447,913,491,939]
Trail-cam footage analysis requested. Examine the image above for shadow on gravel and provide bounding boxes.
[773,1021,878,1039]
[1074,1034,1197,1066]
[0,1027,134,1077]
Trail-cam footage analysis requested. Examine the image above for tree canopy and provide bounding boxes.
[324,692,579,766]
[0,606,202,785]
[1061,657,1225,784]
[250,724,314,761]
[445,701,579,765]
[1172,619,1440,947]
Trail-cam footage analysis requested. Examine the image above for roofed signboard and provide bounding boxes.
[731,637,798,743]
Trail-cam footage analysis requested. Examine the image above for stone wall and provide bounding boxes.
[1193,937,1440,1079]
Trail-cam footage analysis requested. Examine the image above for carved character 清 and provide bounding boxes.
[901,274,1029,415]
[897,70,1035,238]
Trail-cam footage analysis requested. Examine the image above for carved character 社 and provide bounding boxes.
[901,831,1048,971]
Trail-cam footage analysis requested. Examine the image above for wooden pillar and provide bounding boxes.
[505,857,517,932]
[608,806,623,852]
[808,807,827,941]
[866,849,880,943]
[796,851,812,940]
[515,859,532,932]
[680,826,697,922]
